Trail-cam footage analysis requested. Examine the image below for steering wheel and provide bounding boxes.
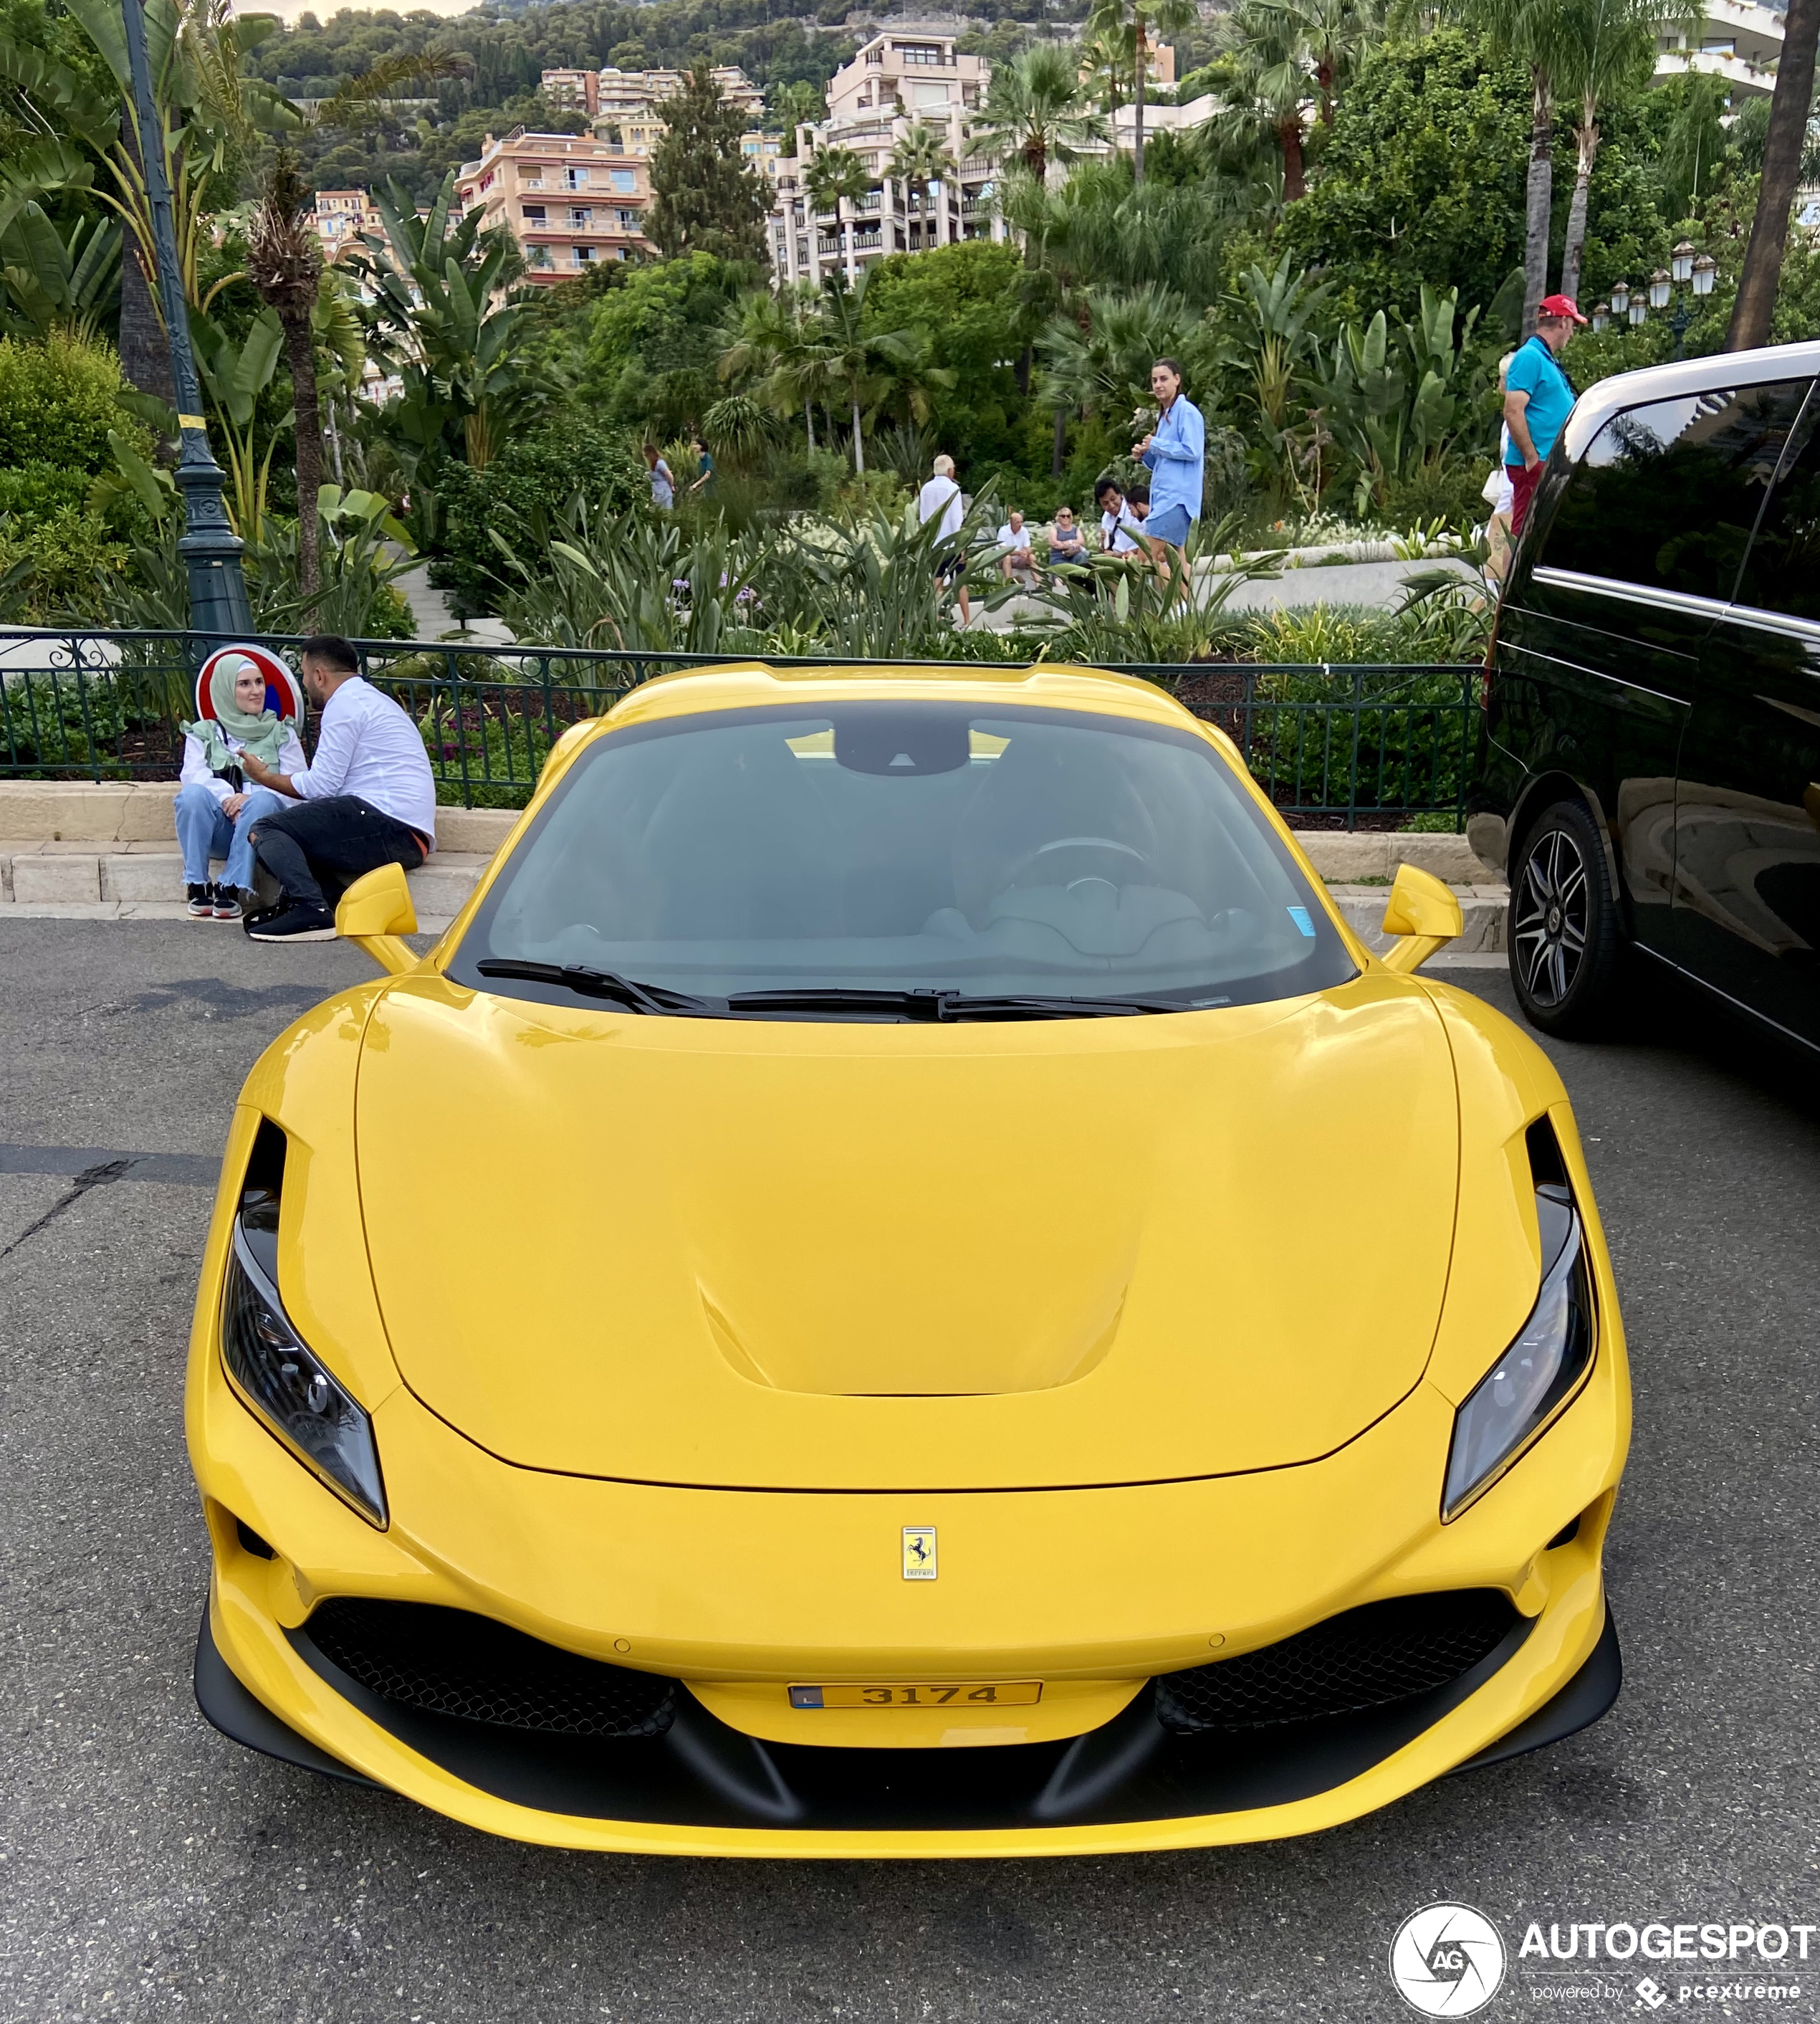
[998,836,1151,887]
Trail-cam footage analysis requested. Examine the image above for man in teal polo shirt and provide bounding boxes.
[1504,294,1586,538]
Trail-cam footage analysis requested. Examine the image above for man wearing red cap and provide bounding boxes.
[1503,294,1587,540]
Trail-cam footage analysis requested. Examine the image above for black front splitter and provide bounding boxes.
[193,1602,1621,1830]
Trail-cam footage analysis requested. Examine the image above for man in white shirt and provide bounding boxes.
[996,510,1037,586]
[238,634,437,944]
[916,453,971,626]
[1095,477,1143,554]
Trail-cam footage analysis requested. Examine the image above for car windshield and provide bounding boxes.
[448,701,1356,1014]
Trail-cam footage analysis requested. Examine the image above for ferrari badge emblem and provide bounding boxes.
[902,1526,937,1580]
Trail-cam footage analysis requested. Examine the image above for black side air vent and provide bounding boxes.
[1526,1114,1569,1192]
[238,1118,287,1279]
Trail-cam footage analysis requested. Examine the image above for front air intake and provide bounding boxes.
[1155,1589,1521,1732]
[303,1598,676,1739]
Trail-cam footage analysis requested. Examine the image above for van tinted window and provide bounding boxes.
[1732,383,1820,620]
[1540,380,1809,601]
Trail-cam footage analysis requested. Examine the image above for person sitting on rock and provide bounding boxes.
[174,650,301,922]
[236,634,436,944]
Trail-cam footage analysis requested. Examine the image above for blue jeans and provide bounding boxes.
[173,781,287,888]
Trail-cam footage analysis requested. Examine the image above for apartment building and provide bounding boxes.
[541,67,600,118]
[312,188,383,264]
[455,130,653,283]
[1654,0,1782,98]
[537,64,765,123]
[769,29,1004,289]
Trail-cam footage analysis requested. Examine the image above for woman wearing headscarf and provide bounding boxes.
[174,653,303,920]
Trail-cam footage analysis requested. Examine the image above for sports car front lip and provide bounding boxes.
[195,1558,1616,1856]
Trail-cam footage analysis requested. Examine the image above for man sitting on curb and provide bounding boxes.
[237,634,436,945]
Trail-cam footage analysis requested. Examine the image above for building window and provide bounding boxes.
[569,207,592,228]
[901,44,944,65]
[610,168,638,194]
[527,246,551,268]
[574,244,597,264]
[522,205,546,224]
[616,208,640,230]
[564,167,590,188]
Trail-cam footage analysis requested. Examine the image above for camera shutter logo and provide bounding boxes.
[1389,1903,1507,2017]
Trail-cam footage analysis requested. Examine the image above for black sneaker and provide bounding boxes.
[209,882,243,922]
[244,900,337,943]
[186,882,213,920]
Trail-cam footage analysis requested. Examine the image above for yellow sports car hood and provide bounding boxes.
[355,971,1460,1491]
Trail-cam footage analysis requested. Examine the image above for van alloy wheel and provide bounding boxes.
[1506,798,1624,1037]
[1514,826,1589,1008]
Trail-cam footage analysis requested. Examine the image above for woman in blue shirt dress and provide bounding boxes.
[1134,358,1205,598]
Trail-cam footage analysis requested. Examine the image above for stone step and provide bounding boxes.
[0,845,491,922]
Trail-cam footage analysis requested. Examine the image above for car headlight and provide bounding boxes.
[221,1222,388,1528]
[1442,1182,1595,1519]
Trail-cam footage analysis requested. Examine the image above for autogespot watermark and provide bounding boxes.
[1388,1906,1813,2015]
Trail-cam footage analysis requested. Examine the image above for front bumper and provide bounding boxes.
[188,1302,1627,1856]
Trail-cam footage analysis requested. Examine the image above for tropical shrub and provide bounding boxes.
[428,416,648,615]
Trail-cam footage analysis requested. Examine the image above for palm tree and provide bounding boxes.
[246,145,324,600]
[970,42,1111,181]
[1553,0,1659,305]
[1445,0,1574,336]
[788,272,926,475]
[1212,0,1317,201]
[1086,0,1199,183]
[802,145,871,277]
[1729,0,1820,348]
[719,282,823,449]
[1250,0,1384,126]
[888,123,954,242]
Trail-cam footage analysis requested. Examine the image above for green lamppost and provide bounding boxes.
[120,0,253,636]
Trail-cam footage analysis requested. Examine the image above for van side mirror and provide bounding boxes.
[335,862,418,975]
[1379,863,1462,974]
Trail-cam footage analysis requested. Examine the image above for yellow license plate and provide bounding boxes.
[787,1681,1043,1709]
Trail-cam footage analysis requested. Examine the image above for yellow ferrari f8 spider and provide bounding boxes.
[188,662,1628,1856]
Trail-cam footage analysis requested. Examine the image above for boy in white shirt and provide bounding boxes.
[1096,477,1144,555]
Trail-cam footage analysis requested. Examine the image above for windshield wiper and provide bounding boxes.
[474,959,713,1016]
[724,987,941,1018]
[934,992,1202,1019]
[723,986,1202,1021]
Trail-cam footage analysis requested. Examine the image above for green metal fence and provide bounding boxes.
[0,629,1481,829]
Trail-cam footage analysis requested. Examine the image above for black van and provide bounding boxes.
[1475,341,1820,1050]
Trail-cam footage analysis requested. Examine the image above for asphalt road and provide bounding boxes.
[2,920,1817,2024]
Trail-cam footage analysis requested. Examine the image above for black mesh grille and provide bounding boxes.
[1156,1590,1520,1733]
[305,1599,676,1739]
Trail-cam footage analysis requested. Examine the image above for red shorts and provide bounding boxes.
[1508,462,1543,537]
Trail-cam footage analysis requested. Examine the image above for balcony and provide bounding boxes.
[818,235,840,254]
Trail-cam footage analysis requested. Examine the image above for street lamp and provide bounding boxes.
[1672,239,1696,285]
[1665,245,1718,359]
[1648,267,1672,311]
[120,0,252,639]
[1591,302,1611,333]
[1610,278,1631,317]
[1627,295,1648,328]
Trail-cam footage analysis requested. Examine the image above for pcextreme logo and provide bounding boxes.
[1390,1904,1508,2016]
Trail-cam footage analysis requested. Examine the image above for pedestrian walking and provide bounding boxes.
[917,454,971,626]
[1503,298,1585,540]
[643,442,675,511]
[1134,358,1205,599]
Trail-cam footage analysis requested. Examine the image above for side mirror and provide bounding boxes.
[335,861,418,975]
[1379,862,1462,975]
